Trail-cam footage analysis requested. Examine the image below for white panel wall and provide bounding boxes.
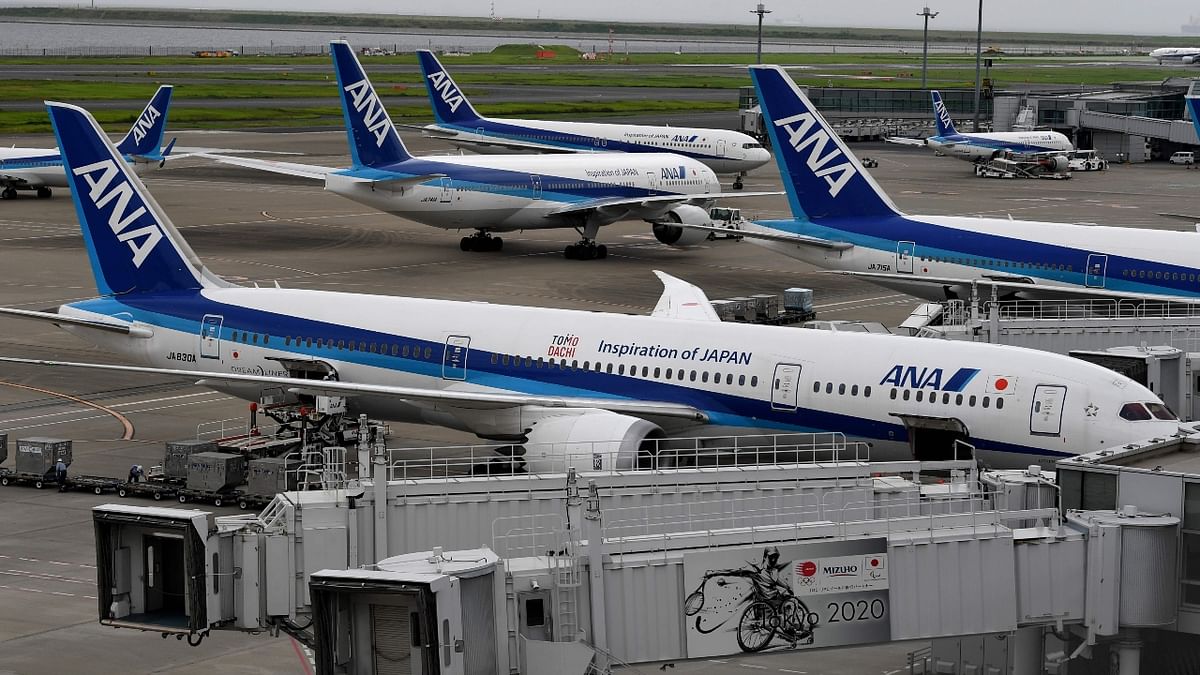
[602,558,686,663]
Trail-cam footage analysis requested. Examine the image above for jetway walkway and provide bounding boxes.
[1077,109,1199,145]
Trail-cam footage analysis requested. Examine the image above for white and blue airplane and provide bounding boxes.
[890,90,1072,162]
[208,42,775,260]
[0,99,1181,470]
[411,49,772,189]
[0,85,174,200]
[1150,47,1200,65]
[695,65,1200,303]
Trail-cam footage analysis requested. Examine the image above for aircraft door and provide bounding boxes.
[1030,384,1068,436]
[1085,254,1107,288]
[896,241,916,274]
[438,177,452,203]
[442,335,469,381]
[716,138,727,157]
[771,363,802,411]
[646,171,659,191]
[530,174,541,199]
[200,314,223,360]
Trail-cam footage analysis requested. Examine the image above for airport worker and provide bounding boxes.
[55,458,67,484]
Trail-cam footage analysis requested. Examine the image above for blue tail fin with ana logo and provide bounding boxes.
[47,101,215,296]
[749,65,900,222]
[930,90,959,137]
[330,41,411,168]
[417,50,484,126]
[114,85,173,159]
[1187,96,1200,145]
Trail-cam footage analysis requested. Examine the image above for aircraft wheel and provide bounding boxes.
[596,244,608,259]
[1,188,16,200]
[490,236,503,251]
[36,187,51,199]
[564,244,577,259]
[460,237,472,252]
[732,180,744,190]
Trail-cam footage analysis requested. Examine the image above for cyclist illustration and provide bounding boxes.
[683,546,819,653]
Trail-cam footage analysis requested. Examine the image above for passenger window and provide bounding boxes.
[982,396,990,409]
[584,361,590,370]
[524,356,532,367]
[337,339,345,350]
[750,376,758,387]
[969,395,977,407]
[391,344,399,356]
[490,353,497,364]
[955,394,963,405]
[690,371,697,382]
[702,372,709,383]
[666,368,673,379]
[502,354,509,366]
[813,381,821,393]
[305,338,312,348]
[942,393,950,404]
[606,363,613,374]
[902,390,910,401]
[573,360,579,370]
[316,338,324,348]
[864,386,871,397]
[915,390,923,402]
[838,383,846,395]
[370,343,378,353]
[402,345,410,357]
[739,375,746,386]
[654,367,661,378]
[263,335,270,345]
[996,398,1004,410]
[890,388,897,400]
[825,382,833,394]
[285,336,292,346]
[536,358,544,369]
[424,347,432,360]
[641,366,649,377]
[619,364,626,375]
[726,374,733,385]
[851,385,858,396]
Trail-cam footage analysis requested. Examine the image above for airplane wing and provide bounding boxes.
[681,223,854,251]
[399,124,579,154]
[650,270,720,322]
[0,307,153,336]
[196,153,335,180]
[0,357,709,422]
[0,174,31,187]
[1158,212,1200,225]
[832,270,1200,303]
[883,137,926,147]
[546,191,784,217]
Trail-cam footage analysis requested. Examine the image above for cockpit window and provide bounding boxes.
[742,142,763,149]
[1146,402,1178,421]
[1119,402,1152,421]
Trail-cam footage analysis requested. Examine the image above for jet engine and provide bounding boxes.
[1038,155,1069,173]
[488,409,665,474]
[651,204,712,247]
[1185,55,1197,64]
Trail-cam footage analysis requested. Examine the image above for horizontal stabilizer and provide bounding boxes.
[0,307,152,336]
[833,270,1200,303]
[197,153,334,180]
[883,137,926,147]
[683,223,853,250]
[546,191,782,217]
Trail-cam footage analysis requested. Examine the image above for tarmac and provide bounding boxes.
[0,128,1197,674]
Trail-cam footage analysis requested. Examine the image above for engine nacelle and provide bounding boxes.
[1184,55,1196,64]
[1039,155,1068,173]
[651,204,712,247]
[516,409,664,473]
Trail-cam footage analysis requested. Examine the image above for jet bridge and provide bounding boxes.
[87,428,1200,674]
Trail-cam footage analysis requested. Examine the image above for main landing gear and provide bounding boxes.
[460,231,503,252]
[36,187,51,199]
[564,240,607,260]
[0,187,17,200]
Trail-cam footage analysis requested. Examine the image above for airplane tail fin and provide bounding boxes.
[417,50,484,126]
[114,85,173,159]
[749,65,901,222]
[47,101,224,296]
[1187,96,1200,143]
[930,90,960,137]
[329,41,412,168]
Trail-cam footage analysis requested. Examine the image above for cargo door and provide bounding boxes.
[442,335,470,381]
[1085,254,1107,288]
[771,363,802,411]
[1030,384,1068,436]
[200,314,223,360]
[371,602,415,675]
[439,177,452,203]
[896,241,916,274]
[530,174,541,199]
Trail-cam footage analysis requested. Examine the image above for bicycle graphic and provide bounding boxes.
[683,547,819,653]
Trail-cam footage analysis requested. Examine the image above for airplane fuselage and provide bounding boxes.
[926,131,1073,161]
[59,286,1175,469]
[327,152,721,232]
[0,146,156,190]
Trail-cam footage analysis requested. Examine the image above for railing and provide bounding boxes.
[385,432,869,482]
[195,414,284,443]
[492,513,565,560]
[905,645,934,674]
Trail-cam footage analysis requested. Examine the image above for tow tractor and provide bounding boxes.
[707,207,747,240]
[1067,149,1108,172]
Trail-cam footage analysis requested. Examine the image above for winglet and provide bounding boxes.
[329,40,411,168]
[930,90,959,137]
[417,49,484,126]
[46,100,223,295]
[650,271,720,322]
[749,65,901,223]
[115,85,173,158]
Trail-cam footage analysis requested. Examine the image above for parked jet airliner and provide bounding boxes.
[693,65,1200,303]
[889,91,1072,162]
[0,100,1182,471]
[0,85,173,199]
[207,42,775,260]
[1150,47,1200,64]
[412,50,772,189]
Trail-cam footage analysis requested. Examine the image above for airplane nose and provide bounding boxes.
[752,148,772,164]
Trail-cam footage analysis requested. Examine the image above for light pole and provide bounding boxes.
[972,0,984,131]
[917,7,938,89]
[750,3,772,65]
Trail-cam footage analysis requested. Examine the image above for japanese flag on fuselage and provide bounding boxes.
[987,375,1017,395]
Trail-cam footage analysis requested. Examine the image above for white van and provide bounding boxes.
[1170,151,1195,165]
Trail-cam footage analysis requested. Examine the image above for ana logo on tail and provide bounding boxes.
[129,105,161,146]
[425,70,465,113]
[773,112,858,198]
[343,79,394,147]
[934,100,954,133]
[73,159,162,268]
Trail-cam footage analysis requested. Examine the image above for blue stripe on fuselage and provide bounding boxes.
[931,134,1060,154]
[64,291,1070,459]
[438,118,719,162]
[757,213,1200,298]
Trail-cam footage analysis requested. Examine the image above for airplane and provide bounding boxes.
[685,65,1200,303]
[1150,47,1200,64]
[205,42,777,260]
[411,49,772,190]
[0,85,174,200]
[0,99,1182,474]
[887,90,1072,162]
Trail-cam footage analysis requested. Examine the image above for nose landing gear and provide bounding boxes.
[564,240,607,260]
[460,231,503,252]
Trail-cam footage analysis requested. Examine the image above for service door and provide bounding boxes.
[1030,384,1068,436]
[896,241,916,274]
[771,363,802,411]
[200,314,223,360]
[530,174,541,199]
[716,138,727,157]
[439,177,452,203]
[646,171,659,191]
[442,335,470,381]
[1085,254,1107,288]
